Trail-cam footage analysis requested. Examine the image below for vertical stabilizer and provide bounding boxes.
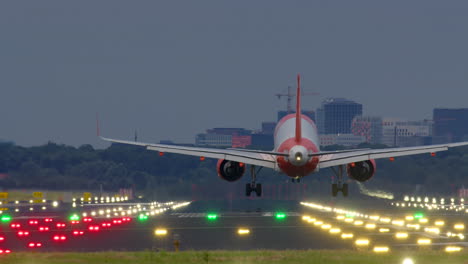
[295,74,301,142]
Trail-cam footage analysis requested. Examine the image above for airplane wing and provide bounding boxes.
[318,142,468,169]
[100,136,277,169]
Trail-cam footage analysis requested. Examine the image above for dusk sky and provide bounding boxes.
[1,1,468,148]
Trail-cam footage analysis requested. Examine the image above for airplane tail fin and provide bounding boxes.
[295,74,302,142]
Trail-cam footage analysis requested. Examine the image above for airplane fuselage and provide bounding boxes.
[274,114,320,177]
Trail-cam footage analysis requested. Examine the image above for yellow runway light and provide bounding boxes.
[373,246,389,253]
[344,218,354,223]
[341,233,354,239]
[302,215,310,221]
[395,232,409,239]
[237,228,250,235]
[392,220,405,226]
[354,220,364,226]
[380,217,391,223]
[424,227,440,234]
[379,228,390,233]
[154,228,168,236]
[329,228,341,234]
[454,223,465,230]
[407,224,420,230]
[417,238,432,245]
[336,215,345,220]
[435,220,445,226]
[369,215,380,221]
[307,218,316,223]
[321,224,332,230]
[355,238,370,246]
[365,223,376,230]
[314,221,323,226]
[419,218,428,224]
[405,216,414,221]
[445,246,462,253]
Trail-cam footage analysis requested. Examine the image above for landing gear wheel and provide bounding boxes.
[255,183,262,197]
[246,183,252,196]
[332,183,338,197]
[342,184,349,197]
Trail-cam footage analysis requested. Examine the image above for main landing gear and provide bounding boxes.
[331,165,349,197]
[246,165,262,197]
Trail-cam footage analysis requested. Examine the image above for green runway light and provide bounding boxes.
[69,214,80,221]
[275,212,286,219]
[1,215,12,222]
[414,213,424,219]
[138,214,148,221]
[345,213,356,218]
[207,214,218,221]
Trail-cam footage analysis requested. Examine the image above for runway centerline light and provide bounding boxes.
[69,214,80,221]
[402,258,414,264]
[138,214,148,221]
[414,213,424,219]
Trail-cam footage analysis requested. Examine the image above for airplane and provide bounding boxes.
[100,74,468,197]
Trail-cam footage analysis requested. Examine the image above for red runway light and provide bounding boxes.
[200,156,205,161]
[28,220,39,225]
[72,230,84,236]
[159,152,164,156]
[53,235,66,241]
[18,231,30,237]
[56,223,66,228]
[28,242,42,248]
[101,222,111,228]
[112,219,122,224]
[44,218,53,223]
[10,223,21,228]
[38,226,50,232]
[0,249,12,254]
[71,220,80,225]
[88,225,100,231]
[0,236,4,241]
[83,217,93,223]
[389,157,395,161]
[122,217,131,222]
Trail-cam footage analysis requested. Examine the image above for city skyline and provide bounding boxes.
[1,1,468,147]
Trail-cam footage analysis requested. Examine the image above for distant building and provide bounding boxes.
[433,108,468,143]
[277,110,315,122]
[196,128,252,147]
[351,116,383,144]
[195,133,232,147]
[261,122,276,135]
[381,118,432,147]
[320,134,366,147]
[317,98,362,134]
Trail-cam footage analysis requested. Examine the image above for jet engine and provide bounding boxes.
[216,159,246,182]
[346,160,376,182]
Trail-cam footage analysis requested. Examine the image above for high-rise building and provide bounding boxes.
[351,116,383,144]
[319,134,366,147]
[433,108,468,143]
[317,98,362,134]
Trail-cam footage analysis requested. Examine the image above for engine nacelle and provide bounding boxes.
[216,159,246,182]
[346,160,376,182]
